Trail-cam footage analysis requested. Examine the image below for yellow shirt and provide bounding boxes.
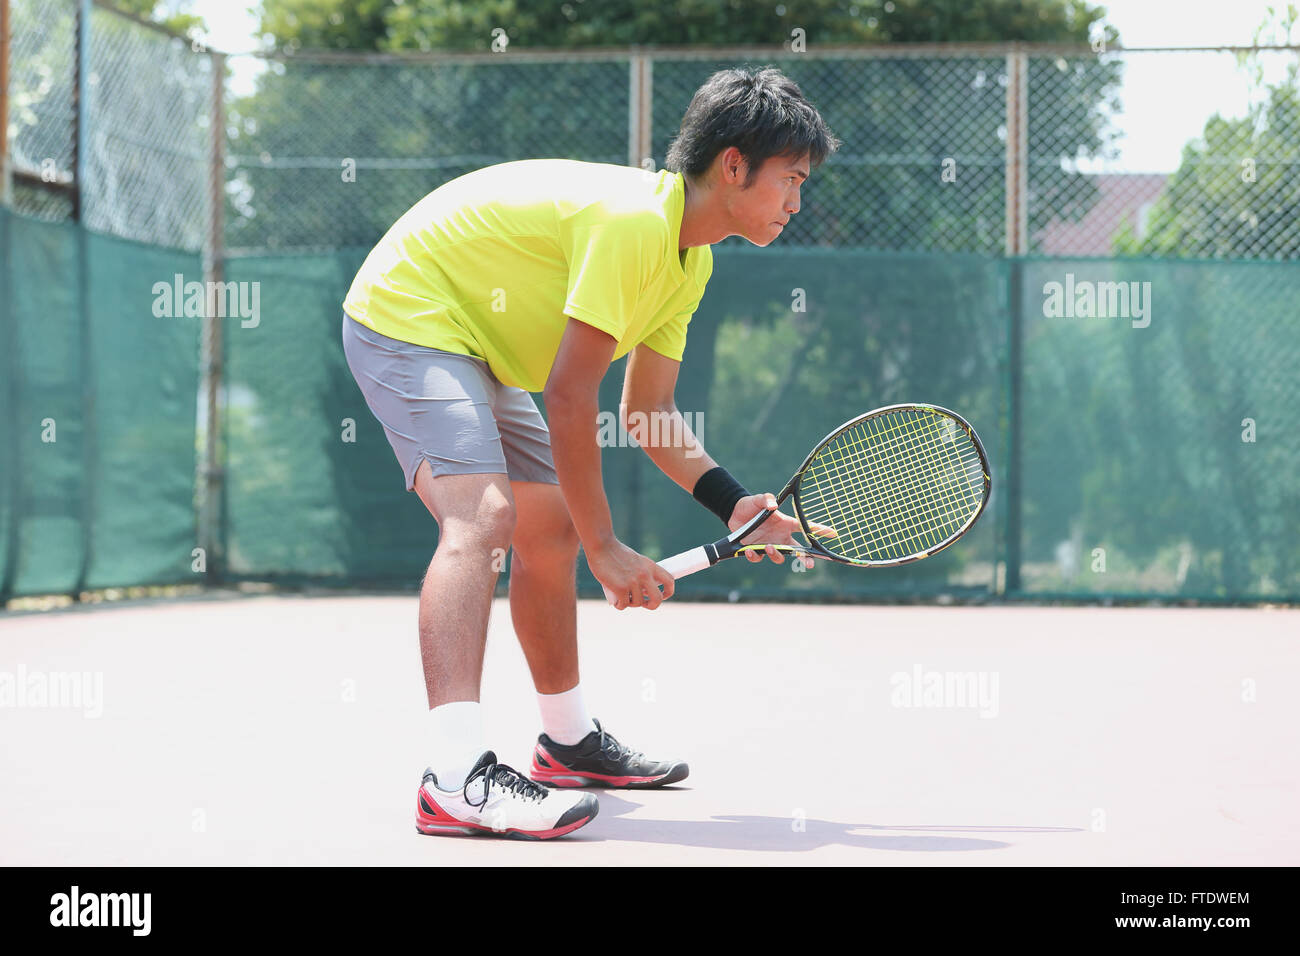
[342,159,713,392]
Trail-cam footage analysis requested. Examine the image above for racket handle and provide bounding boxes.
[599,546,713,606]
[658,546,713,579]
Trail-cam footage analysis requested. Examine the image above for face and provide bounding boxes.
[723,149,809,246]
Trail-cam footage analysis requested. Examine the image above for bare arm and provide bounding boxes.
[544,319,675,608]
[620,344,717,492]
[543,318,619,551]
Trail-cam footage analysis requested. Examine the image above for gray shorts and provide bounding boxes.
[341,313,558,492]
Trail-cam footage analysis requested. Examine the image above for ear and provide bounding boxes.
[719,146,748,185]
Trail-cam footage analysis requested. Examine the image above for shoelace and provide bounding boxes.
[597,726,644,764]
[466,761,548,807]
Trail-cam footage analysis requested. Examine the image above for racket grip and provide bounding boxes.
[658,546,713,579]
[599,546,713,607]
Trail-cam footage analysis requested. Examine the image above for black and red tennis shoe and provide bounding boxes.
[531,718,689,788]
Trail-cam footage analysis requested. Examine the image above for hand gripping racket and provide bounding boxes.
[626,404,991,595]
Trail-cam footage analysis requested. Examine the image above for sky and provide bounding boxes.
[187,0,1298,173]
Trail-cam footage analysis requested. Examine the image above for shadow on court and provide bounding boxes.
[583,793,1085,852]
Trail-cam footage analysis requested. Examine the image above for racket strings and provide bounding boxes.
[844,414,982,555]
[833,415,982,557]
[808,420,955,551]
[806,438,972,560]
[798,409,985,562]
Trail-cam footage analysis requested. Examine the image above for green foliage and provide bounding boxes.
[256,0,1107,52]
[1114,6,1300,259]
[257,0,391,52]
[1114,83,1300,259]
[234,1,1122,253]
[871,0,1101,43]
[109,0,206,39]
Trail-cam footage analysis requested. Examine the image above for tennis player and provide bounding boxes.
[342,67,838,839]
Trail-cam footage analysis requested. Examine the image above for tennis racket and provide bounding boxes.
[605,404,990,601]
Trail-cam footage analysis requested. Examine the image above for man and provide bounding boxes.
[342,67,838,840]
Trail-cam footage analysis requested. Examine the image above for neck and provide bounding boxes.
[678,174,729,250]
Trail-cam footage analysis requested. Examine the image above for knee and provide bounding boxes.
[475,498,518,554]
[440,499,517,557]
[514,510,580,566]
[550,516,580,558]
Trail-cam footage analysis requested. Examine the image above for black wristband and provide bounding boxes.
[692,466,750,526]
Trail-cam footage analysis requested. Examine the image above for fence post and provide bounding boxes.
[73,0,94,597]
[627,53,653,169]
[1,0,10,207]
[1003,46,1027,595]
[199,51,226,584]
[0,0,12,601]
[0,208,12,603]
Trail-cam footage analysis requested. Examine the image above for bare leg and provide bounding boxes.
[413,461,516,709]
[508,481,581,694]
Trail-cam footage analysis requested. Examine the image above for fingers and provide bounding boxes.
[653,566,676,602]
[623,584,664,609]
[610,566,676,610]
[743,543,782,563]
[636,568,674,610]
[740,544,818,566]
[603,584,640,610]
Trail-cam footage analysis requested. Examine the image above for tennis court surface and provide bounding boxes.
[1,595,1295,866]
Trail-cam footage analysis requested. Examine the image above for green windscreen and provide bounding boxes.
[1,208,200,596]
[4,207,1298,602]
[1016,258,1300,598]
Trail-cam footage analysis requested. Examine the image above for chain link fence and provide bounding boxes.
[10,3,1300,257]
[4,0,1299,602]
[1031,48,1300,259]
[7,0,77,220]
[82,4,211,249]
[223,54,630,253]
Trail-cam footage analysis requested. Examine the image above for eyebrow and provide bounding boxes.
[786,166,809,181]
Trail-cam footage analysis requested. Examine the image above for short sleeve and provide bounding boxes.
[641,246,711,360]
[640,307,693,361]
[562,220,653,341]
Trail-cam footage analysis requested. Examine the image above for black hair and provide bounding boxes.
[665,67,840,187]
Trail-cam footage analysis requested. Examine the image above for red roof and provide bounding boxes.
[1036,173,1168,255]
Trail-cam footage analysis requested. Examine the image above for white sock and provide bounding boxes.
[428,700,486,791]
[537,683,596,745]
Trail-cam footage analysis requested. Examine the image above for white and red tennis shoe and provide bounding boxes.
[416,751,598,840]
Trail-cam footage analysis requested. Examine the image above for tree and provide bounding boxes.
[1069,6,1300,595]
[109,0,205,39]
[238,0,1119,253]
[255,0,1107,53]
[1114,6,1300,260]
